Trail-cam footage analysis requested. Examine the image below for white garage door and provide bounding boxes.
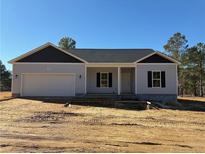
[21,74,75,96]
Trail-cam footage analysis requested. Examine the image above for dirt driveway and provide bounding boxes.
[0,98,205,152]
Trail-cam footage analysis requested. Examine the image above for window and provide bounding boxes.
[96,72,112,88]
[100,73,109,87]
[148,71,166,88]
[152,71,161,87]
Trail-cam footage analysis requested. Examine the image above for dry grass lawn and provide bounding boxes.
[0,97,205,152]
[178,96,205,102]
[0,92,12,101]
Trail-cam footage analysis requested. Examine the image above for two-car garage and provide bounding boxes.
[10,43,86,97]
[21,73,75,97]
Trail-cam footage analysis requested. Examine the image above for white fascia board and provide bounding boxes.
[8,42,87,64]
[135,51,180,64]
[8,42,52,63]
[134,52,156,63]
[50,43,87,63]
[13,62,85,65]
[136,63,177,65]
[86,63,136,67]
[155,52,180,64]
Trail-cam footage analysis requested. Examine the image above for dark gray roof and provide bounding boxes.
[65,49,155,63]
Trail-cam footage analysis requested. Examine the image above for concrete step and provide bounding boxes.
[82,94,137,100]
[67,98,149,110]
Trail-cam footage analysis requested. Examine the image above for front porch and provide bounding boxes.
[86,67,136,95]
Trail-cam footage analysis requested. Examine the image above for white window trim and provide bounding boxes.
[152,71,161,88]
[100,72,109,88]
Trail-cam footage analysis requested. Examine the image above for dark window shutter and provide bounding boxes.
[161,71,166,88]
[109,73,112,87]
[148,71,152,87]
[96,72,100,87]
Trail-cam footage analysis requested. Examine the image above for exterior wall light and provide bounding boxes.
[15,74,18,79]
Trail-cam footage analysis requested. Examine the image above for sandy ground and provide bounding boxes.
[0,98,205,152]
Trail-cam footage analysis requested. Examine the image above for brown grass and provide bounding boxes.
[0,92,12,101]
[178,96,205,102]
[0,98,205,152]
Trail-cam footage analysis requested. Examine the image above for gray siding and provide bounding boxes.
[12,63,178,99]
[12,64,85,95]
[136,64,177,94]
[87,67,118,93]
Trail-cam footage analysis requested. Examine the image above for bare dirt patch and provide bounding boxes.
[19,111,83,123]
[0,98,205,152]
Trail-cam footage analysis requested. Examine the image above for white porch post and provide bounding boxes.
[85,65,87,94]
[118,67,121,95]
[135,65,137,94]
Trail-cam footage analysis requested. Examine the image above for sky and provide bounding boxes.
[1,0,205,70]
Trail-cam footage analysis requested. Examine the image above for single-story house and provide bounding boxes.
[9,42,179,102]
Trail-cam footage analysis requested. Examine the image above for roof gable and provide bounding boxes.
[136,52,179,64]
[138,53,174,63]
[16,45,84,63]
[9,43,86,63]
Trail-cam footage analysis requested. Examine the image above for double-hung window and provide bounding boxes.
[96,72,112,88]
[152,71,161,87]
[148,71,166,88]
[100,73,109,88]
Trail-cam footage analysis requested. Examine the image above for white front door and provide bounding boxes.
[121,72,131,93]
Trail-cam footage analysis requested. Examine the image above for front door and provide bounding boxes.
[121,72,131,93]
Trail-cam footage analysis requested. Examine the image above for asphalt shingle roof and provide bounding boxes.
[65,49,155,63]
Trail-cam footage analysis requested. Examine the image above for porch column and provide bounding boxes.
[85,65,87,94]
[118,67,121,95]
[135,65,137,94]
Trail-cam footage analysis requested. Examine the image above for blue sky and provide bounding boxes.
[1,0,205,70]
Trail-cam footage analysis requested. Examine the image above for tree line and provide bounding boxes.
[164,33,205,97]
[1,34,204,97]
[0,60,12,91]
